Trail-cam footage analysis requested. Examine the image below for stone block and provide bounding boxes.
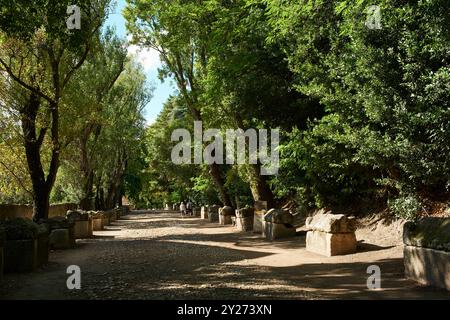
[403,217,450,252]
[219,214,233,225]
[92,217,103,231]
[263,221,296,241]
[49,229,73,250]
[306,230,356,256]
[305,213,356,233]
[253,201,267,233]
[236,216,254,231]
[404,245,450,290]
[264,209,293,224]
[73,220,92,239]
[208,211,219,223]
[201,206,209,219]
[4,239,38,273]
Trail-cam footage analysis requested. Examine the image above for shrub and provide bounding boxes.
[388,195,422,221]
[2,218,39,240]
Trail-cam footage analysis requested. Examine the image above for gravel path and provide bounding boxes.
[1,210,449,300]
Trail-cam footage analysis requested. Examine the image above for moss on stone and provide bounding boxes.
[403,217,450,252]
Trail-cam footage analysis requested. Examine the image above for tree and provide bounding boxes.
[124,0,233,206]
[0,0,111,220]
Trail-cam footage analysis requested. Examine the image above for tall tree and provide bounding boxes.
[0,0,111,220]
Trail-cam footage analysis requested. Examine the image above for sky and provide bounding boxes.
[104,0,176,125]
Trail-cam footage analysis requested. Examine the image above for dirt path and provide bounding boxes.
[1,210,449,300]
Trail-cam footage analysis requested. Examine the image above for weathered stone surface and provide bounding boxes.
[220,206,235,216]
[46,216,74,231]
[49,229,73,249]
[404,245,450,291]
[403,217,450,252]
[208,211,219,223]
[305,213,356,234]
[236,216,254,231]
[306,230,357,256]
[263,221,296,241]
[4,239,38,273]
[201,206,209,219]
[92,217,103,231]
[208,205,220,223]
[219,214,233,225]
[253,201,268,233]
[236,208,254,218]
[73,220,92,239]
[264,209,294,225]
[208,205,221,214]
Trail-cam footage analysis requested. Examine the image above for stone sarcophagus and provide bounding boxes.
[262,209,296,241]
[305,213,357,256]
[253,201,267,233]
[235,208,254,231]
[219,206,235,225]
[403,217,450,291]
[208,205,221,223]
[201,206,209,220]
[67,210,93,239]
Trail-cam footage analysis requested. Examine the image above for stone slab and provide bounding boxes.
[236,216,254,231]
[74,220,92,239]
[403,217,450,252]
[201,206,209,219]
[404,245,450,291]
[306,230,356,256]
[305,213,356,233]
[93,217,103,231]
[219,214,233,225]
[49,229,73,250]
[263,221,296,241]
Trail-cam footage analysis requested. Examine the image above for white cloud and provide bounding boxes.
[127,43,161,72]
[127,35,161,72]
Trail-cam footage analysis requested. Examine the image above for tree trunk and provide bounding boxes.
[209,163,232,206]
[249,163,275,209]
[20,93,48,221]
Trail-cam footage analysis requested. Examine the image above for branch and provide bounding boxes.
[0,159,33,197]
[0,57,55,104]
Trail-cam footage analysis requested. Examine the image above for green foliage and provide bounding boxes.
[388,194,422,222]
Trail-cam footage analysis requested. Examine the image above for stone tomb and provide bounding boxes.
[208,205,220,223]
[262,209,296,240]
[235,208,254,231]
[305,213,357,256]
[403,217,450,291]
[67,210,93,239]
[47,217,76,250]
[253,201,268,233]
[219,206,235,225]
[201,206,209,219]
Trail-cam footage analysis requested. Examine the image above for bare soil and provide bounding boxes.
[1,210,449,300]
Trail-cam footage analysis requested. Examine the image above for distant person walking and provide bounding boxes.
[180,201,186,216]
